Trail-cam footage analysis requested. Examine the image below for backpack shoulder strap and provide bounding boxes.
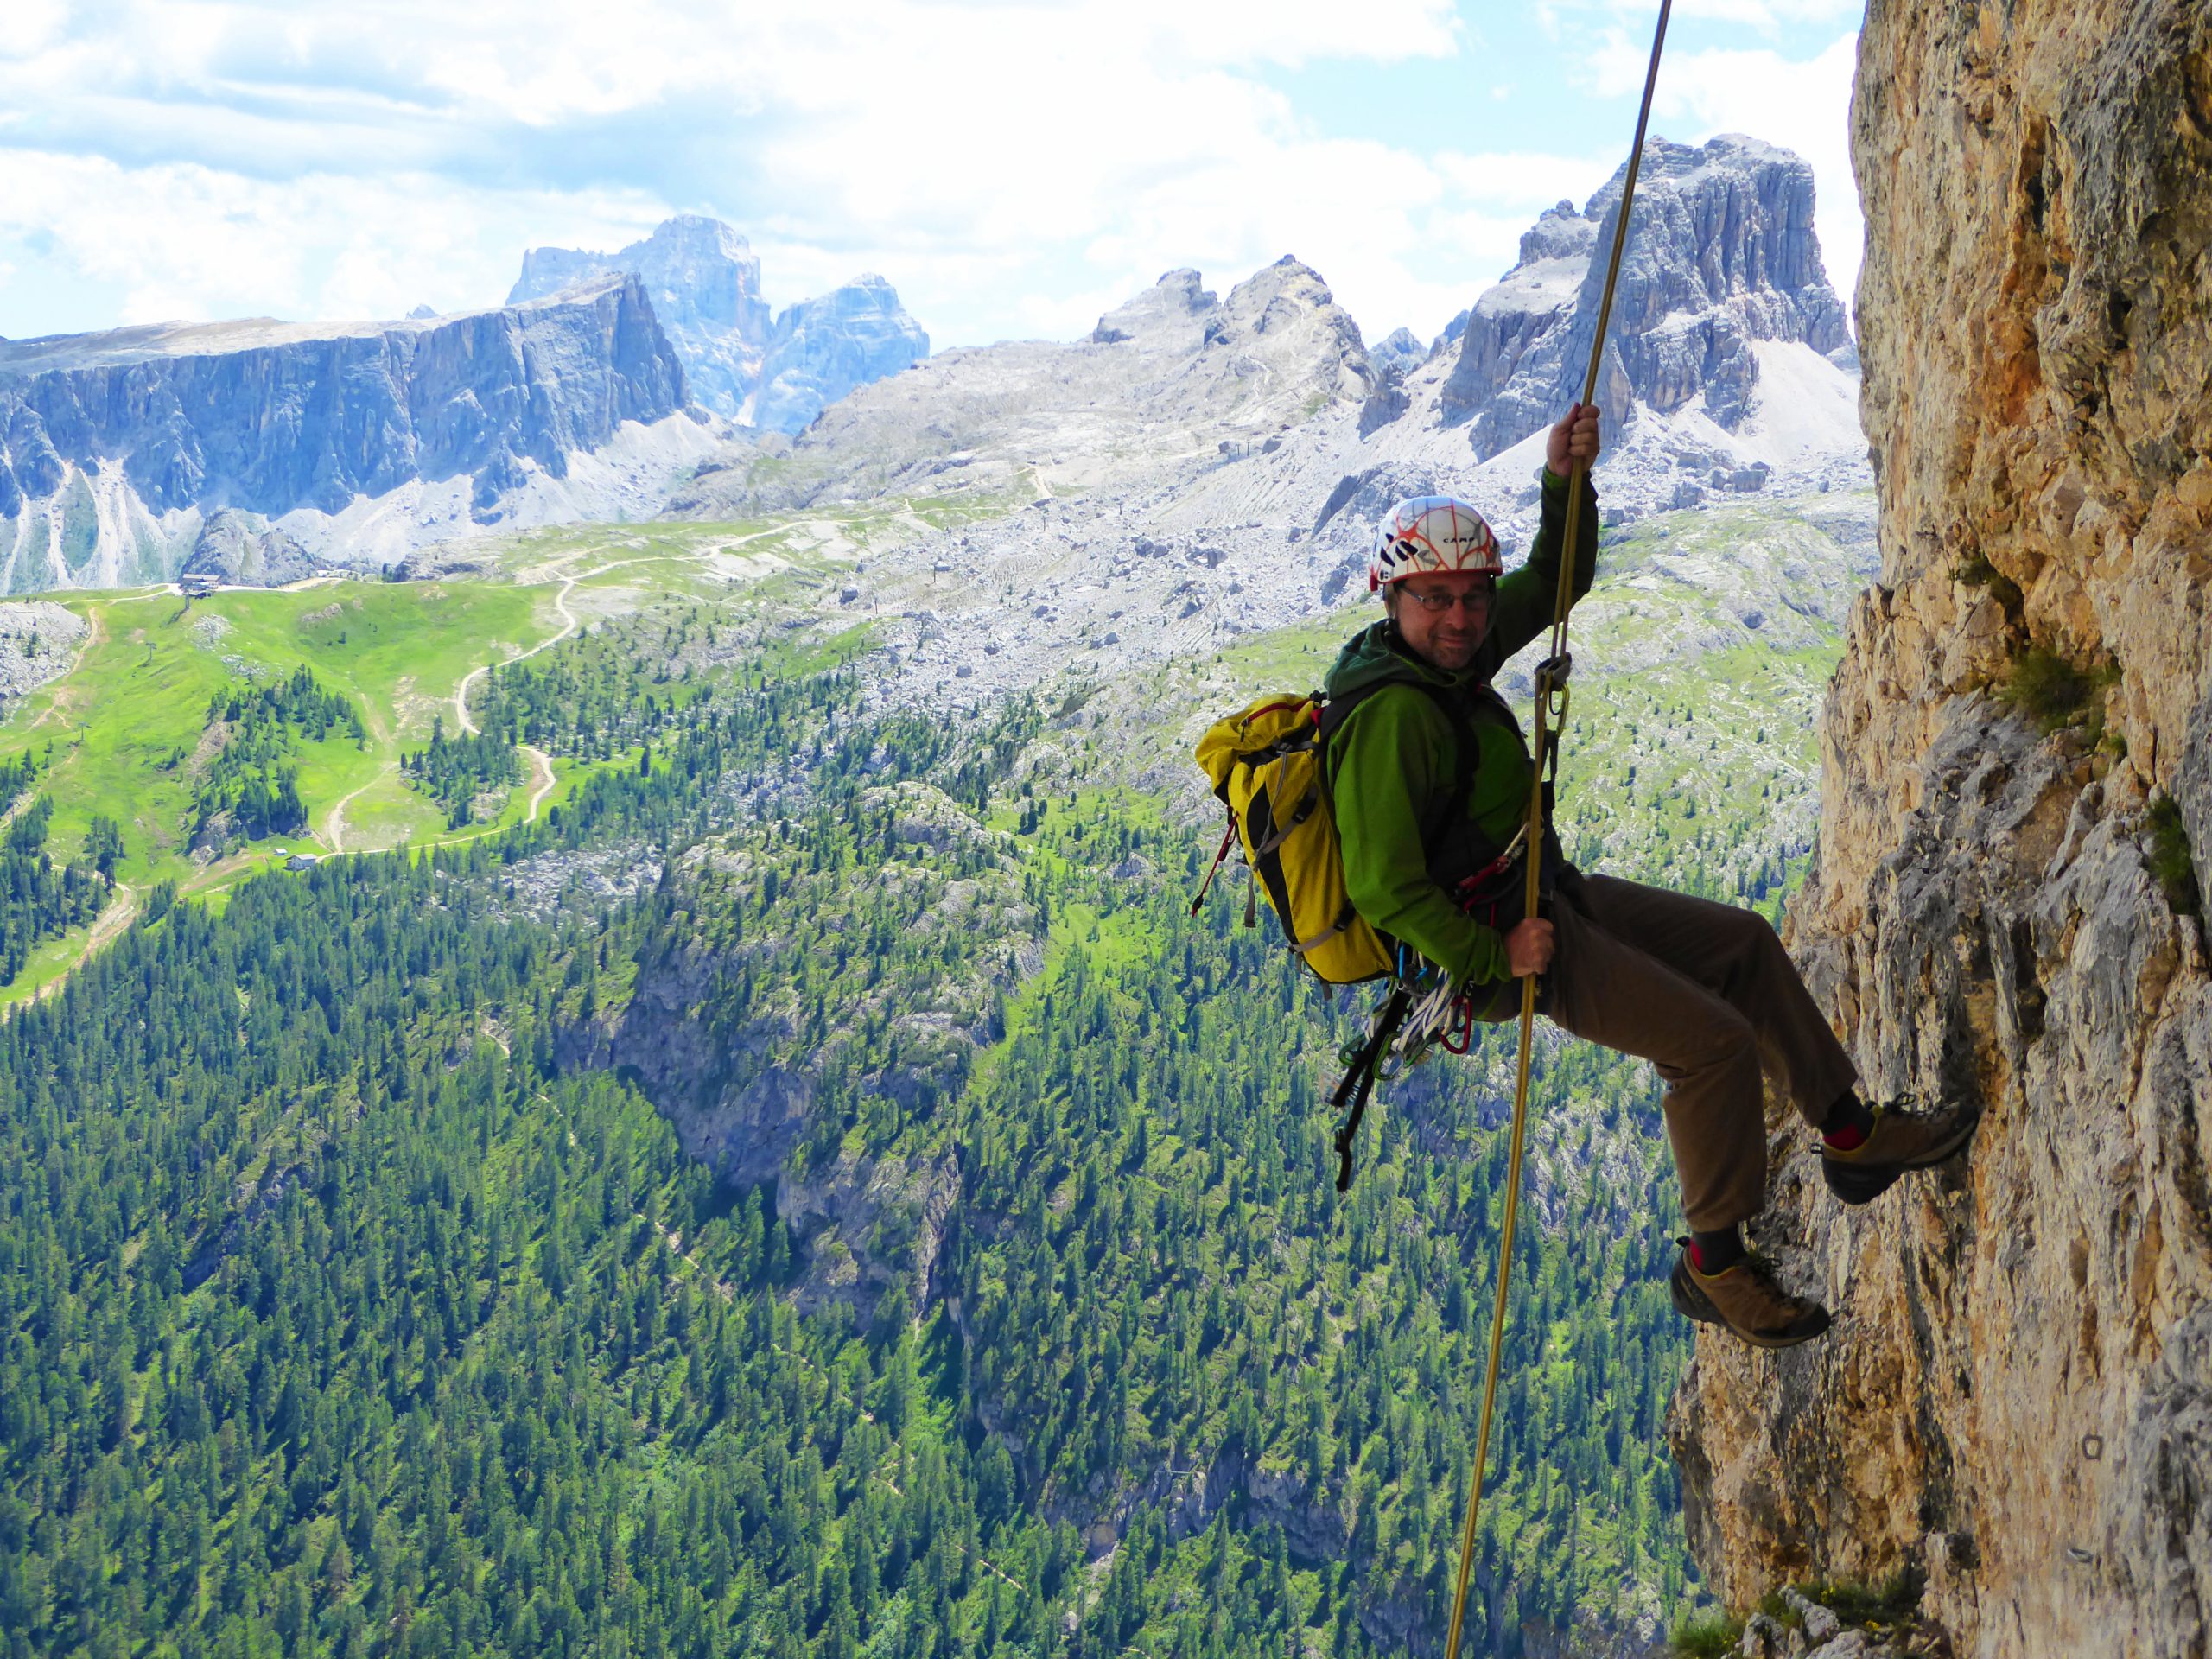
[1320,677,1478,835]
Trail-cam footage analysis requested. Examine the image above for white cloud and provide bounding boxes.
[0,0,1489,343]
[1433,150,1621,213]
[1538,0,1860,41]
[0,0,1859,354]
[0,150,670,327]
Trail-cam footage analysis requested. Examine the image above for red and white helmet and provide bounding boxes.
[1368,494,1503,592]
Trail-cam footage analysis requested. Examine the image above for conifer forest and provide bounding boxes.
[0,597,1757,1659]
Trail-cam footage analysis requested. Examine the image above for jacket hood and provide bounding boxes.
[1322,619,1491,698]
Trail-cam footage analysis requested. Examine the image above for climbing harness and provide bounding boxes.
[1441,7,1673,1659]
[1322,829,1530,1187]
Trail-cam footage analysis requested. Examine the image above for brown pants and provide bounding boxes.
[1538,872,1858,1231]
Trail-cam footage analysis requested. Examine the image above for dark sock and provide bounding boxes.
[1822,1090,1875,1150]
[1688,1226,1746,1274]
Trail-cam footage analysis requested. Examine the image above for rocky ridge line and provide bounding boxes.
[0,276,700,590]
[1443,134,1856,461]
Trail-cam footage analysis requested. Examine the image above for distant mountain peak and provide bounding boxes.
[512,219,773,416]
[1370,327,1425,378]
[753,275,931,433]
[509,216,927,432]
[1091,270,1220,347]
[1440,132,1855,459]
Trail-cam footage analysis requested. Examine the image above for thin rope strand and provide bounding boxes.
[1440,5,1672,1656]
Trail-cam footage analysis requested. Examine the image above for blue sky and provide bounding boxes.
[0,0,1865,353]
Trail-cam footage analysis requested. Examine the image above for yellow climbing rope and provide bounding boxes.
[1440,5,1674,1655]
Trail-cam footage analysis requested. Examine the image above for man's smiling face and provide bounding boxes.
[1389,569,1495,673]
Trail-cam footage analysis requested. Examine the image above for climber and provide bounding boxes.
[1322,403,1980,1348]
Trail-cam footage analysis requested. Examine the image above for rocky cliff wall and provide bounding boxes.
[512,216,773,418]
[1669,5,2212,1655]
[0,276,690,588]
[1442,135,1854,460]
[0,275,683,519]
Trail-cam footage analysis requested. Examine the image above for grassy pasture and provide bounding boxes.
[1,579,552,887]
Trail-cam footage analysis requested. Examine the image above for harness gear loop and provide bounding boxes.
[1442,5,1673,1656]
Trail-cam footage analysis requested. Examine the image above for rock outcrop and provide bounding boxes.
[181,510,317,588]
[511,216,929,432]
[1370,327,1426,379]
[1440,136,1854,458]
[0,600,85,709]
[593,785,1046,1315]
[1669,5,2212,1655]
[0,276,690,590]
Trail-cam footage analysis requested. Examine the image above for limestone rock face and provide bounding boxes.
[1442,136,1853,457]
[1668,6,2212,1655]
[512,215,773,416]
[1090,267,1217,348]
[181,510,317,588]
[0,276,689,588]
[753,274,930,434]
[0,601,84,707]
[512,216,931,433]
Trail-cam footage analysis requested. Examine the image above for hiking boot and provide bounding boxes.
[1821,1093,1982,1205]
[1669,1241,1832,1349]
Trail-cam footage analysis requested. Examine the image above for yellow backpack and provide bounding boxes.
[1192,693,1393,984]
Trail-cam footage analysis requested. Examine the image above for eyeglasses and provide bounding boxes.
[1400,586,1493,614]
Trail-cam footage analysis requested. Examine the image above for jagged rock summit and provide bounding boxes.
[671,255,1380,518]
[512,216,772,418]
[1669,5,2212,1656]
[510,215,927,433]
[1445,135,1855,457]
[1337,132,1869,530]
[0,275,704,592]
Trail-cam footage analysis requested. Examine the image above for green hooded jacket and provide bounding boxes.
[1322,467,1599,990]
